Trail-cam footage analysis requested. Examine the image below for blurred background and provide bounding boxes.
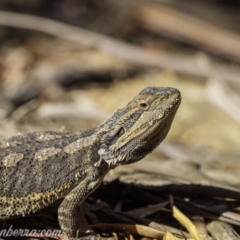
[1,0,240,238]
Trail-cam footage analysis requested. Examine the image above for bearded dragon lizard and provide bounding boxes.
[0,87,181,239]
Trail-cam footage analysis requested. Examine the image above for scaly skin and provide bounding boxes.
[0,87,181,239]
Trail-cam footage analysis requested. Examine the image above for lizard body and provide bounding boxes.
[0,87,181,239]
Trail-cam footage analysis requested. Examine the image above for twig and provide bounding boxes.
[205,78,240,124]
[134,3,240,61]
[0,10,240,86]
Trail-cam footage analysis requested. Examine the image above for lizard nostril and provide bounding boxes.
[161,96,167,101]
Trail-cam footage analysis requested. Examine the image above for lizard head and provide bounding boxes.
[98,87,181,167]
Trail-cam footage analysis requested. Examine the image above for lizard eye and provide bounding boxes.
[140,103,148,108]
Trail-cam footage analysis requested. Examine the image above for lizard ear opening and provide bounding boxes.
[108,127,125,146]
[117,127,125,137]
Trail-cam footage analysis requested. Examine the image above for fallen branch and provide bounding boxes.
[134,3,240,61]
[0,10,240,85]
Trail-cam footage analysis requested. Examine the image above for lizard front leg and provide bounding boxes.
[58,167,112,239]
